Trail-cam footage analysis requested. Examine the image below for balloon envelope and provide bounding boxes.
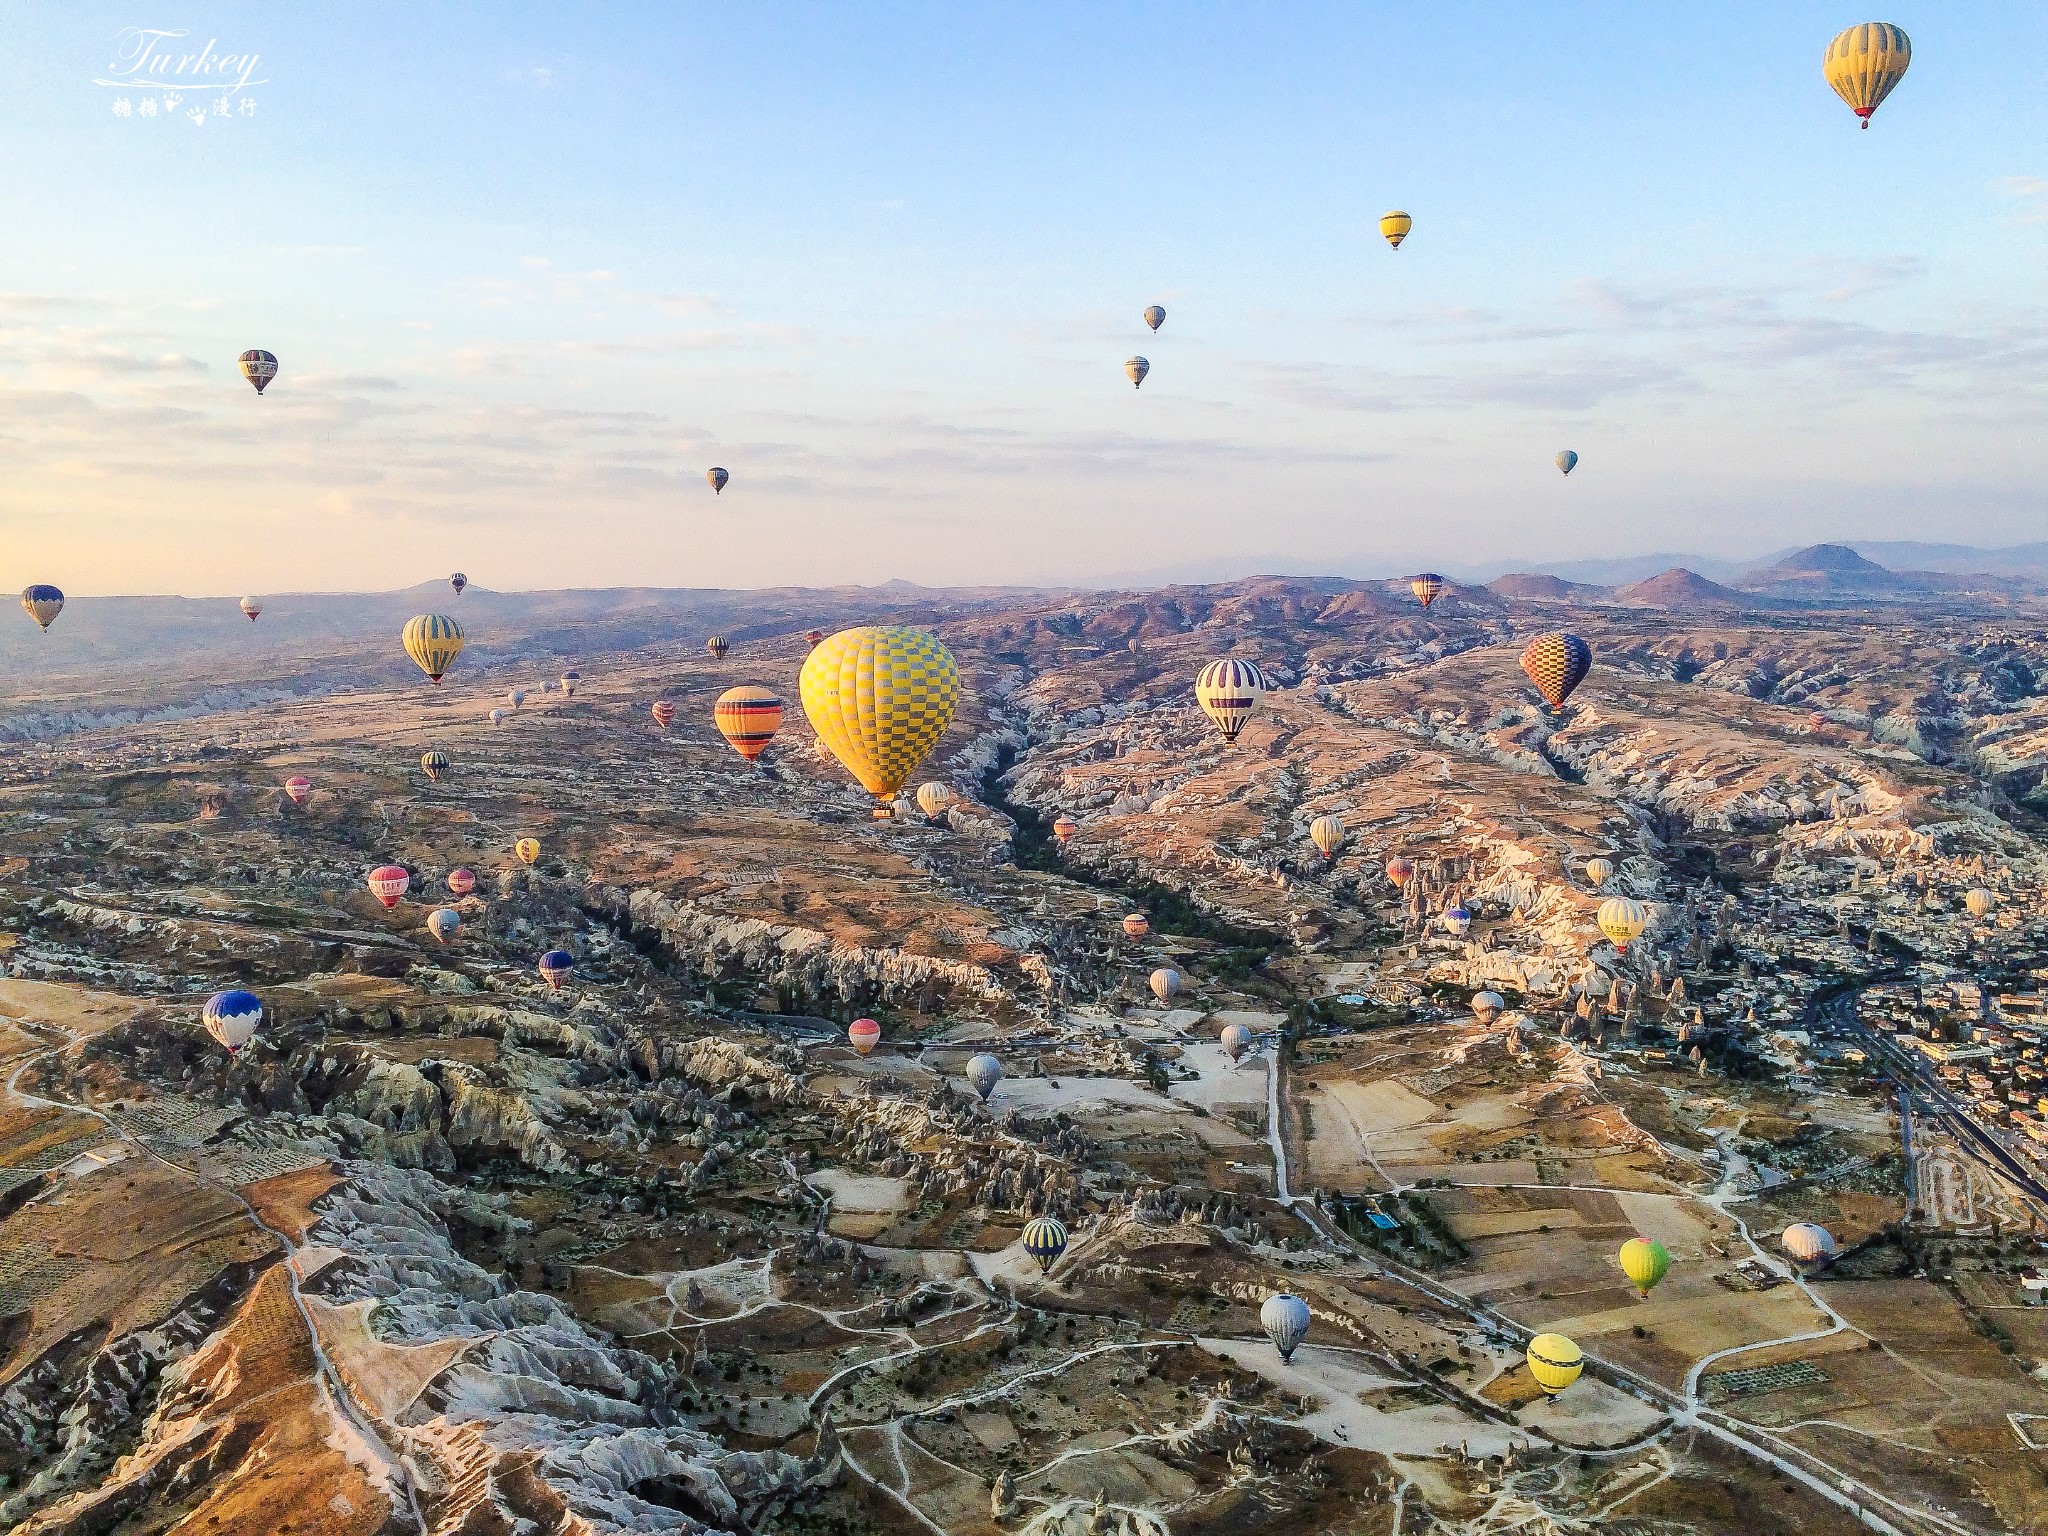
[1526,1333,1583,1395]
[427,908,461,943]
[1618,1237,1670,1296]
[283,775,312,805]
[966,1053,1003,1102]
[1597,898,1649,951]
[1262,1293,1311,1361]
[706,635,729,660]
[538,950,573,990]
[420,749,451,782]
[203,989,263,1054]
[1825,22,1910,126]
[448,868,477,896]
[1309,815,1345,859]
[1221,1022,1252,1062]
[450,572,467,595]
[1585,856,1615,887]
[1149,968,1182,1004]
[1125,355,1149,388]
[800,627,961,801]
[848,1018,881,1056]
[402,614,465,684]
[1443,904,1472,937]
[1556,449,1579,475]
[239,349,277,393]
[1965,887,1996,919]
[651,699,677,730]
[239,597,262,621]
[1471,990,1505,1022]
[1410,573,1444,608]
[20,585,63,631]
[1142,305,1165,332]
[916,782,952,819]
[1783,1222,1837,1264]
[708,466,729,494]
[1386,857,1415,887]
[367,865,410,909]
[714,686,784,761]
[1022,1215,1069,1274]
[1122,912,1150,940]
[1051,815,1078,843]
[515,838,541,864]
[1520,632,1592,708]
[1379,211,1412,249]
[1195,659,1267,744]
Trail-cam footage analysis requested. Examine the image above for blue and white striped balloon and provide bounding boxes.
[202,989,263,1054]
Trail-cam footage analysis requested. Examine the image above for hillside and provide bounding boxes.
[1612,567,1763,610]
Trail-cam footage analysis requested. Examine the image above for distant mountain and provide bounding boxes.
[1466,552,1747,585]
[1613,568,1764,610]
[1731,543,2036,599]
[1845,540,2048,578]
[1487,572,1610,602]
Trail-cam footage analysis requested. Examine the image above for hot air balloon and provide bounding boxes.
[1556,450,1578,476]
[1471,990,1505,1023]
[450,572,468,597]
[202,989,263,1055]
[402,614,465,684]
[507,688,527,711]
[1051,814,1078,845]
[1443,903,1472,938]
[1597,898,1649,952]
[1520,632,1592,708]
[848,1018,881,1056]
[1262,1293,1311,1362]
[1387,857,1415,888]
[1022,1215,1069,1275]
[1149,968,1182,1004]
[805,628,825,650]
[1221,1022,1252,1063]
[1525,1334,1583,1396]
[1125,356,1150,389]
[20,586,63,631]
[513,839,542,868]
[1122,913,1150,940]
[706,635,730,661]
[800,626,961,803]
[714,685,784,762]
[283,775,312,806]
[1410,573,1445,608]
[448,868,477,896]
[1618,1238,1670,1298]
[1782,1222,1837,1265]
[1965,887,1997,920]
[239,597,262,622]
[1379,211,1412,250]
[1143,305,1165,333]
[651,699,676,731]
[1825,23,1910,128]
[1309,815,1346,860]
[966,1053,1003,1103]
[1195,658,1267,744]
[538,949,573,991]
[708,467,729,495]
[239,349,278,394]
[1585,856,1615,888]
[916,782,952,820]
[489,708,506,726]
[559,671,578,698]
[427,908,461,944]
[420,748,451,783]
[890,795,918,822]
[367,865,410,909]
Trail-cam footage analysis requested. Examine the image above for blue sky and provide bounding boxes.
[0,2,2043,594]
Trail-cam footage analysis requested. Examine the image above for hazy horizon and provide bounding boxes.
[4,5,2045,595]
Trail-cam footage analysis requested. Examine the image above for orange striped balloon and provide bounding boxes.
[714,685,783,761]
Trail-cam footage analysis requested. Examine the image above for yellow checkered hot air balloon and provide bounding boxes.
[1825,23,1910,129]
[800,626,961,803]
[402,614,465,684]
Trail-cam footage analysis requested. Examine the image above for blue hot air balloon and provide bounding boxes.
[1556,449,1579,476]
[202,989,264,1054]
[539,949,574,991]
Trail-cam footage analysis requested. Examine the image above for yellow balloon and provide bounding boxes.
[799,626,961,801]
[1379,210,1412,249]
[402,614,465,684]
[1526,1333,1582,1395]
[1618,1237,1670,1297]
[1824,23,1910,128]
[515,838,540,865]
[1585,856,1615,887]
[1965,887,1996,920]
[1309,815,1345,858]
[1597,897,1648,951]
